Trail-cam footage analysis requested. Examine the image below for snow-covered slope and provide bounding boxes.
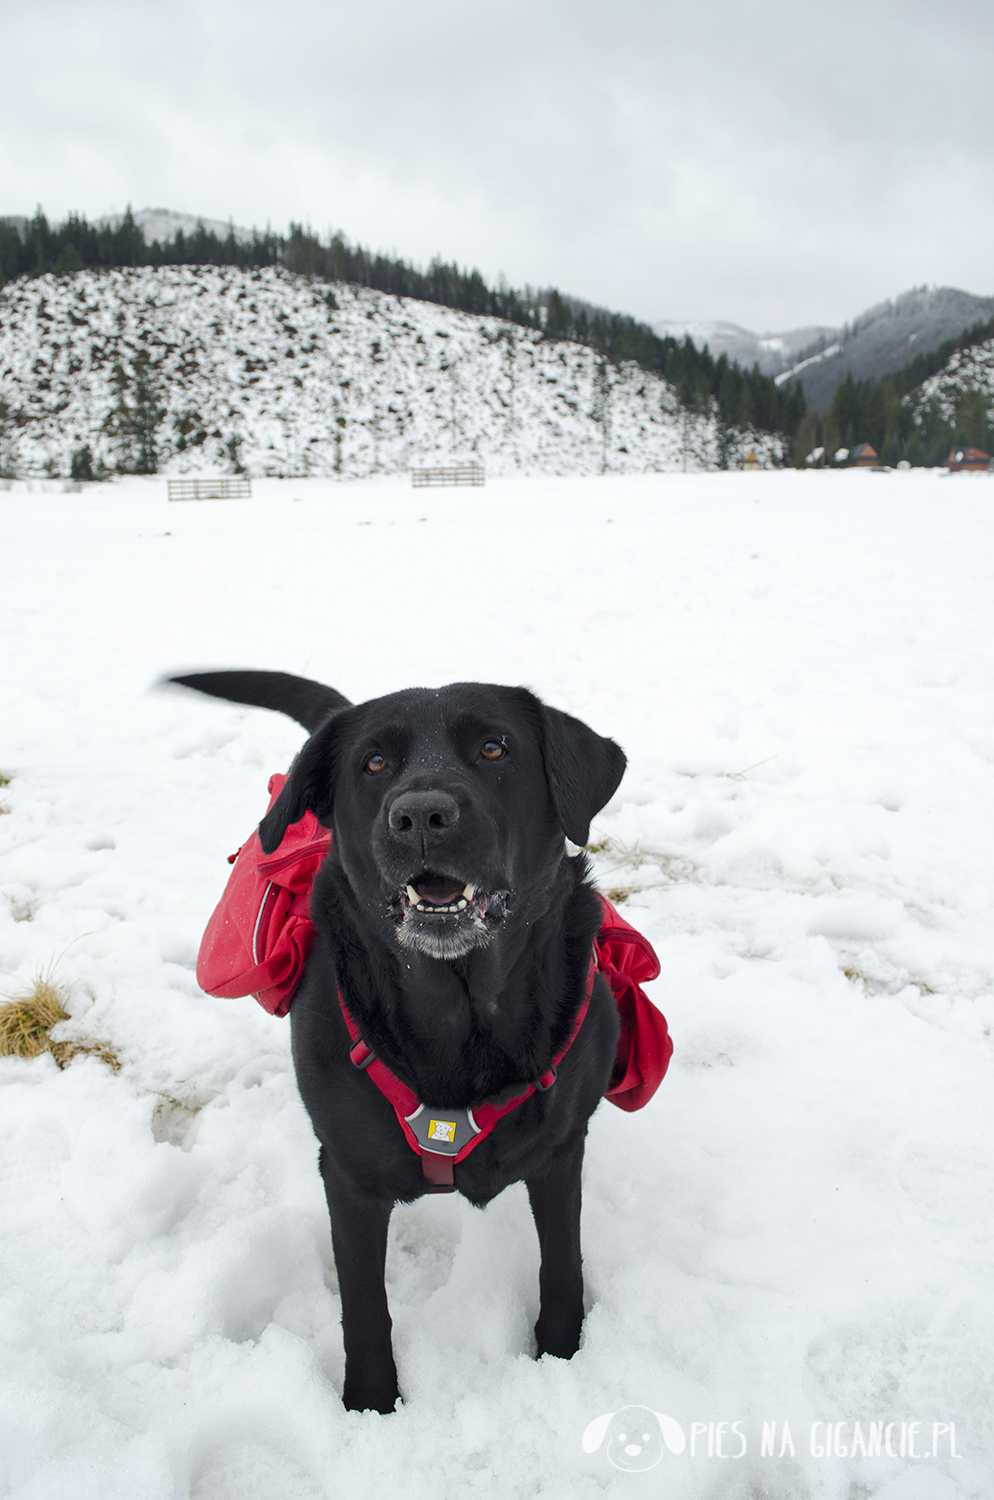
[0,266,781,478]
[909,336,994,429]
[98,208,257,246]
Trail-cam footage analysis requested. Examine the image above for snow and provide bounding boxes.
[774,342,843,386]
[98,209,257,247]
[0,267,781,482]
[1,466,993,1499]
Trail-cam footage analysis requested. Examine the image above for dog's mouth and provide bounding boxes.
[400,872,486,917]
[393,870,508,958]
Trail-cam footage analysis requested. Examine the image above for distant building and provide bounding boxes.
[947,446,991,472]
[742,449,760,470]
[852,443,879,467]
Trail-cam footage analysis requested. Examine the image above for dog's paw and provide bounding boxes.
[534,1311,583,1361]
[342,1371,400,1415]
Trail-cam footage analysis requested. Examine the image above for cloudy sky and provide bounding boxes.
[3,0,992,332]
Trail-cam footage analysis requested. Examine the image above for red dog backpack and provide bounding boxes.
[196,773,672,1109]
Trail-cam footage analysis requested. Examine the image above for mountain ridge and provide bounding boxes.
[656,285,994,411]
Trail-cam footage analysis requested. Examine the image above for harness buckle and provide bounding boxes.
[349,1038,374,1070]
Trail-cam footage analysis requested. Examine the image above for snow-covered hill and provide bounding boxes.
[99,207,257,246]
[0,266,781,479]
[909,336,994,429]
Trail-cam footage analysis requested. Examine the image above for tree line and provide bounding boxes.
[0,208,805,446]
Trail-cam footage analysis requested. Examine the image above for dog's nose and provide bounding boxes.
[388,790,460,843]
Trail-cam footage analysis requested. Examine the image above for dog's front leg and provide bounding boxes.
[526,1135,586,1359]
[320,1150,399,1413]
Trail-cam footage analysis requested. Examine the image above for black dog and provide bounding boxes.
[171,669,626,1413]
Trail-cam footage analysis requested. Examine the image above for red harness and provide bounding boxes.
[340,980,593,1191]
[197,774,673,1190]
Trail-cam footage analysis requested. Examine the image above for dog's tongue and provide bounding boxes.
[416,874,464,906]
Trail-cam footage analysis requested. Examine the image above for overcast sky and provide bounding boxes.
[3,0,992,332]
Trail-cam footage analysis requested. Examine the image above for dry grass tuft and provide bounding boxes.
[0,971,120,1071]
[0,974,70,1059]
[49,1035,122,1072]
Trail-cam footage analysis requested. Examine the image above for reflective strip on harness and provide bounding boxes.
[252,882,275,965]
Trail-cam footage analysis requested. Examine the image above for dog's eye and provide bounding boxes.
[480,740,506,761]
[365,753,388,774]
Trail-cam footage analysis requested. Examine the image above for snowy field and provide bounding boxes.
[1,466,992,1500]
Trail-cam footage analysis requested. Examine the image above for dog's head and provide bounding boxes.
[582,1406,685,1470]
[258,683,625,960]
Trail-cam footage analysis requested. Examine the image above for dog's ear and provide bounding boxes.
[539,705,626,847]
[654,1413,686,1455]
[581,1413,615,1453]
[258,715,341,853]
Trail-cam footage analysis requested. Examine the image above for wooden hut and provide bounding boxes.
[742,449,761,470]
[852,443,879,468]
[947,446,991,473]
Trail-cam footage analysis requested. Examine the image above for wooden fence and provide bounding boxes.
[167,477,252,502]
[411,464,485,488]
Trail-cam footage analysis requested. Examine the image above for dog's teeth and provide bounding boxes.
[463,883,476,899]
[408,895,469,914]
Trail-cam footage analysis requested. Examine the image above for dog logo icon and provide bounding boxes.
[428,1119,456,1142]
[582,1406,686,1471]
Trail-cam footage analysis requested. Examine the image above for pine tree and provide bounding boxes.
[70,445,96,481]
[545,289,572,340]
[54,243,84,276]
[105,355,165,473]
[592,358,611,473]
[225,434,245,473]
[0,397,16,476]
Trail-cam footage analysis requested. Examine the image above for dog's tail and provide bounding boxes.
[165,670,352,732]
